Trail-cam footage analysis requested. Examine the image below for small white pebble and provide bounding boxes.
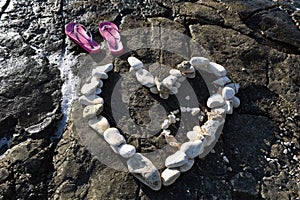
[180,107,187,112]
[283,149,288,154]
[227,167,232,172]
[210,149,216,154]
[293,155,298,161]
[185,96,190,101]
[186,107,191,112]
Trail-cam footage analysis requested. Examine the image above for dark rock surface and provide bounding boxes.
[0,0,299,199]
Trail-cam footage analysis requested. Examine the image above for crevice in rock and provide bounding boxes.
[0,0,11,18]
[239,5,279,21]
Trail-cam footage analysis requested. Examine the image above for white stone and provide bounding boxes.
[79,95,104,106]
[161,119,171,130]
[150,86,159,94]
[162,75,177,89]
[135,69,155,87]
[92,69,108,79]
[207,62,226,76]
[226,83,240,93]
[118,144,136,158]
[165,151,188,168]
[212,76,231,86]
[222,86,235,100]
[180,107,187,112]
[190,57,210,67]
[103,128,126,146]
[180,140,205,158]
[185,96,190,101]
[191,108,200,116]
[201,118,225,143]
[95,88,102,95]
[128,57,143,70]
[161,168,181,186]
[168,114,176,124]
[183,66,195,73]
[81,81,99,95]
[232,96,240,108]
[187,130,203,141]
[170,87,178,94]
[179,159,195,172]
[207,94,226,108]
[185,72,196,79]
[212,107,226,115]
[127,153,161,190]
[225,100,233,114]
[169,69,182,77]
[94,63,113,73]
[83,104,103,119]
[91,77,104,88]
[88,116,110,135]
[159,93,169,99]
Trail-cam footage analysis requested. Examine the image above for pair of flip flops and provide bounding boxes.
[65,22,123,55]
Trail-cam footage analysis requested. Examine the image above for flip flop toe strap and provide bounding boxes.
[74,24,96,49]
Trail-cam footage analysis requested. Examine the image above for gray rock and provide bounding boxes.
[161,168,181,186]
[127,153,161,191]
[88,116,110,135]
[190,56,210,67]
[79,95,104,106]
[81,81,99,95]
[82,104,103,119]
[180,140,205,158]
[207,62,227,76]
[128,57,143,70]
[165,151,188,168]
[103,128,126,146]
[207,94,226,108]
[222,86,235,100]
[135,68,155,88]
[179,158,195,172]
[118,144,136,158]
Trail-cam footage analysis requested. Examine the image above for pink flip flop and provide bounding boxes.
[65,22,101,54]
[99,22,124,55]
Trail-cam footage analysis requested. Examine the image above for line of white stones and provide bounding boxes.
[77,57,240,191]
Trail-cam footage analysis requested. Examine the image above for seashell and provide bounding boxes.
[159,93,169,99]
[103,128,126,146]
[183,66,195,74]
[127,153,161,190]
[81,81,99,95]
[207,62,227,77]
[94,63,113,73]
[232,96,240,108]
[184,72,196,79]
[92,69,108,79]
[180,139,205,158]
[83,104,103,119]
[207,94,226,108]
[225,100,233,114]
[149,86,159,94]
[128,57,143,70]
[191,108,200,116]
[88,116,110,135]
[79,95,104,106]
[176,60,191,71]
[161,119,171,130]
[179,158,195,172]
[135,68,155,88]
[225,83,240,93]
[222,86,235,100]
[169,69,182,77]
[118,144,136,158]
[161,168,181,186]
[168,114,176,124]
[165,151,188,168]
[190,57,210,67]
[187,130,203,141]
[212,76,231,86]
